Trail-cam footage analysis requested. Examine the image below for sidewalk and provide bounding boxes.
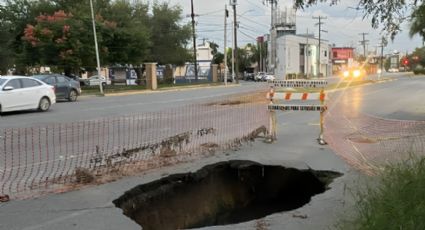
[0,109,361,230]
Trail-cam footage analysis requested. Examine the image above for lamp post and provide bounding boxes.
[89,0,103,94]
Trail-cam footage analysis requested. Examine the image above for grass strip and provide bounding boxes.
[338,155,425,230]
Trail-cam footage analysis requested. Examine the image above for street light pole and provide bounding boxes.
[89,0,103,94]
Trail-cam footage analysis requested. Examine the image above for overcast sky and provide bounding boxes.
[168,0,422,55]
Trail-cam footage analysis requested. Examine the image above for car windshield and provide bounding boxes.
[0,78,6,86]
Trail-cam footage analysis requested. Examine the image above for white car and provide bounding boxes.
[87,75,111,86]
[0,76,56,113]
[254,72,266,81]
[388,68,399,73]
[263,74,275,81]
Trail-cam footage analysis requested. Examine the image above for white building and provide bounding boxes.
[268,7,331,79]
[196,41,213,61]
[275,34,331,79]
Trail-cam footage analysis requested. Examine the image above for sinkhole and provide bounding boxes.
[113,160,342,230]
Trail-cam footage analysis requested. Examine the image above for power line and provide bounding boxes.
[237,14,270,28]
[238,29,257,40]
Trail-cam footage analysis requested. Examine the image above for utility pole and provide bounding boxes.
[190,0,198,81]
[264,0,278,74]
[230,0,239,83]
[258,37,263,72]
[359,32,369,58]
[224,4,228,85]
[89,0,103,94]
[313,16,327,78]
[378,36,387,75]
[306,28,309,78]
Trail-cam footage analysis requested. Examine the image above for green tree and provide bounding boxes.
[294,0,420,39]
[148,3,192,65]
[410,47,425,67]
[1,0,192,74]
[100,0,150,66]
[225,46,255,74]
[21,10,97,74]
[210,41,224,65]
[0,0,58,73]
[0,15,14,74]
[410,4,425,39]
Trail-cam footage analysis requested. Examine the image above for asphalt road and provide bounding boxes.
[330,73,425,121]
[0,82,266,129]
[0,72,417,130]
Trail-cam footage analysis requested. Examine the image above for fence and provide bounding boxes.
[0,91,270,199]
[324,96,425,175]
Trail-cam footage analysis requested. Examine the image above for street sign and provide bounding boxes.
[269,79,328,88]
[268,104,327,112]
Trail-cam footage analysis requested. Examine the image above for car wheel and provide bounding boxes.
[38,97,51,112]
[68,90,78,102]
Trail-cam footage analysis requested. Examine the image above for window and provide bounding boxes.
[0,79,6,86]
[5,79,21,89]
[333,52,338,58]
[22,78,42,88]
[56,76,68,84]
[45,77,56,85]
[324,51,327,57]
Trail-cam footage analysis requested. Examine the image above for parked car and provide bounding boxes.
[263,74,275,81]
[245,72,255,81]
[254,72,266,81]
[388,68,399,73]
[0,76,56,113]
[87,75,111,86]
[67,74,88,86]
[33,74,81,102]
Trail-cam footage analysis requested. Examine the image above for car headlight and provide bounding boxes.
[343,71,349,77]
[353,70,361,78]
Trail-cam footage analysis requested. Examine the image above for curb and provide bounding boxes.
[80,83,240,98]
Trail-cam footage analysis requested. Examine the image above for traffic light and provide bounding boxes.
[403,59,409,65]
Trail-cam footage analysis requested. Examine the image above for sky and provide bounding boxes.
[167,0,423,55]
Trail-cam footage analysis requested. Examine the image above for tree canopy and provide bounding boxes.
[0,0,192,75]
[294,0,425,40]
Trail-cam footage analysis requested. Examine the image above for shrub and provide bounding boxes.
[338,156,425,230]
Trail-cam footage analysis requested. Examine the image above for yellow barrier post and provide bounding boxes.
[266,86,277,142]
[318,88,327,145]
